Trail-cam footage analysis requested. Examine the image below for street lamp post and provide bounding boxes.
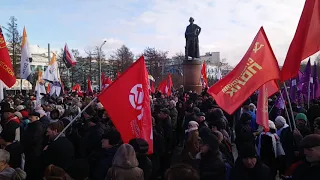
[99,40,106,91]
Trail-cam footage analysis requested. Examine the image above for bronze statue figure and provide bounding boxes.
[185,17,201,60]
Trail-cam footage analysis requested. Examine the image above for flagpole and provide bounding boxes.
[308,79,311,109]
[283,82,296,129]
[54,97,97,141]
[279,91,293,132]
[268,104,275,114]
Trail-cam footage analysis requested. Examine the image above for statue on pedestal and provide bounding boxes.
[185,17,201,60]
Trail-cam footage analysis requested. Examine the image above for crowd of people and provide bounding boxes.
[0,86,319,180]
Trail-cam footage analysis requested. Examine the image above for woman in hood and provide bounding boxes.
[105,143,144,180]
[181,121,200,168]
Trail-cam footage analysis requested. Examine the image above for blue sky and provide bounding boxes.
[0,0,307,65]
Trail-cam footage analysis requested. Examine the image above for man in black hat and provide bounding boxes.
[230,144,271,180]
[292,134,320,180]
[22,111,44,180]
[196,112,208,130]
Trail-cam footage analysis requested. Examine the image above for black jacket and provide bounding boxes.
[137,154,152,180]
[21,121,44,171]
[85,124,104,155]
[230,158,271,180]
[199,152,226,180]
[91,145,119,180]
[42,136,75,171]
[292,162,320,180]
[5,141,23,168]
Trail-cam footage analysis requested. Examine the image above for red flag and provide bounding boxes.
[98,56,153,153]
[47,83,51,94]
[87,77,93,94]
[72,84,81,92]
[105,77,112,88]
[0,27,16,87]
[280,0,320,81]
[207,27,280,115]
[158,74,173,96]
[201,62,208,88]
[256,80,279,131]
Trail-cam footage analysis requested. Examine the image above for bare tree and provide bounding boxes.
[143,47,168,82]
[4,16,22,76]
[110,45,134,73]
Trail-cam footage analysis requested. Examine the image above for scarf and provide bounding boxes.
[276,124,289,137]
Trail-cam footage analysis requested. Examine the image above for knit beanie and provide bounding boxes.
[275,116,286,126]
[295,113,307,122]
[239,144,257,158]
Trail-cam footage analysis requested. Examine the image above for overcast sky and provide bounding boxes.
[0,0,309,65]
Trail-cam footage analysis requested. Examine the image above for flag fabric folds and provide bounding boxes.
[20,27,32,82]
[0,27,16,87]
[256,80,279,132]
[87,77,93,94]
[43,53,60,82]
[201,62,208,88]
[280,0,320,81]
[98,56,153,153]
[35,71,46,107]
[43,53,62,96]
[62,43,77,68]
[72,84,81,92]
[158,74,173,96]
[208,27,280,115]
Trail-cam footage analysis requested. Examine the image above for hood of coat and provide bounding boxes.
[112,144,139,169]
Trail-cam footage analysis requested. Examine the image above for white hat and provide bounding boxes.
[275,116,286,126]
[15,105,25,111]
[186,121,199,133]
[268,120,276,130]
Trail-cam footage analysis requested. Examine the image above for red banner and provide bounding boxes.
[98,56,153,153]
[0,27,16,87]
[281,0,320,81]
[256,80,279,132]
[208,27,280,114]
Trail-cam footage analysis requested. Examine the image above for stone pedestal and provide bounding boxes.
[183,60,202,94]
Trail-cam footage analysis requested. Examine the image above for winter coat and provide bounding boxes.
[42,136,75,172]
[136,154,152,180]
[105,144,144,180]
[85,124,104,155]
[21,120,44,175]
[199,151,226,180]
[230,158,271,180]
[91,146,119,180]
[292,161,320,180]
[5,141,23,169]
[169,107,178,130]
[39,115,50,130]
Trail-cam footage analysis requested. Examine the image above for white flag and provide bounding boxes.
[43,53,60,82]
[20,27,32,81]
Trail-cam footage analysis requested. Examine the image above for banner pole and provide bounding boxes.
[282,82,296,129]
[54,97,97,141]
[279,90,293,132]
